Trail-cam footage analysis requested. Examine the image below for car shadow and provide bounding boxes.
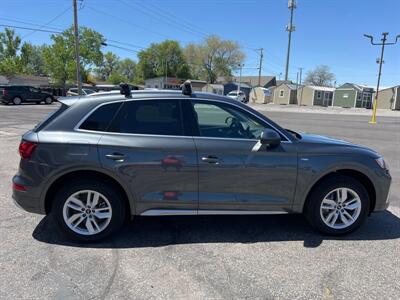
[32,211,400,249]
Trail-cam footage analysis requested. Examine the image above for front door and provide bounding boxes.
[190,100,298,212]
[27,87,42,102]
[97,99,198,215]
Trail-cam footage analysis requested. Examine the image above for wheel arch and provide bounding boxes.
[44,169,133,215]
[302,169,376,214]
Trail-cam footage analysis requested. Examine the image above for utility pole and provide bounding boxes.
[237,64,244,95]
[257,48,264,86]
[298,67,303,85]
[73,0,82,95]
[364,32,399,124]
[284,0,296,81]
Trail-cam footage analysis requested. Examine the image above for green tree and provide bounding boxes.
[107,72,128,84]
[43,26,105,87]
[20,43,47,75]
[0,28,22,75]
[117,58,137,82]
[185,35,245,83]
[137,40,191,82]
[95,51,120,81]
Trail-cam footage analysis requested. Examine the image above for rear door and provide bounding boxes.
[95,99,198,215]
[190,100,298,212]
[27,87,42,102]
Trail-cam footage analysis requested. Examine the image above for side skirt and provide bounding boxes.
[140,209,288,216]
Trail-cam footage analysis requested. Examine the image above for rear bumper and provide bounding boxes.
[12,176,45,215]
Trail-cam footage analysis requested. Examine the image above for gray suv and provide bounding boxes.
[13,83,391,242]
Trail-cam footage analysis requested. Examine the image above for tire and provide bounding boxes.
[51,179,126,242]
[36,101,41,105]
[304,175,369,235]
[44,96,53,105]
[13,97,22,105]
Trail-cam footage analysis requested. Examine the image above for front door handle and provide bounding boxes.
[106,153,126,161]
[201,156,220,164]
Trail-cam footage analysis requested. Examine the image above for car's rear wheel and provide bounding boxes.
[13,97,22,105]
[52,179,126,242]
[44,96,53,104]
[304,175,369,235]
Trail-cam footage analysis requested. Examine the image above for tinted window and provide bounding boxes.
[192,102,266,139]
[80,102,122,132]
[108,100,183,136]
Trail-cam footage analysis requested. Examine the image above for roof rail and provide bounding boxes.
[119,83,131,97]
[181,80,192,96]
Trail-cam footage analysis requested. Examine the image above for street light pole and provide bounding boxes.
[73,0,82,95]
[284,0,296,81]
[364,32,399,124]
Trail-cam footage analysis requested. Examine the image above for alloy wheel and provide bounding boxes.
[62,190,112,235]
[320,187,362,229]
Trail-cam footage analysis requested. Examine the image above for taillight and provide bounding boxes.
[3,89,7,96]
[19,141,37,160]
[13,182,27,191]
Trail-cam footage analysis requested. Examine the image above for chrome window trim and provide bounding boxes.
[74,96,293,143]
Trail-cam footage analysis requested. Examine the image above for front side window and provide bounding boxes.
[80,102,122,132]
[192,102,267,140]
[108,100,183,136]
[30,87,39,93]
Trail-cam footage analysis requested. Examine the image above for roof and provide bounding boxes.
[304,85,335,92]
[337,83,374,91]
[275,82,302,90]
[224,82,253,89]
[233,76,275,87]
[380,85,400,91]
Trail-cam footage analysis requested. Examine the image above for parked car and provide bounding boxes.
[66,88,96,96]
[1,85,55,105]
[227,90,247,102]
[13,84,391,242]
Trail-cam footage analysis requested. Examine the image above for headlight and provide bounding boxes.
[375,157,387,170]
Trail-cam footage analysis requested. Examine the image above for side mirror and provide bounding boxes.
[260,129,281,147]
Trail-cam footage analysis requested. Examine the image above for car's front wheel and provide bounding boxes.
[44,96,53,104]
[304,175,369,235]
[52,179,126,242]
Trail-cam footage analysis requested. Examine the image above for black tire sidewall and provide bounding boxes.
[305,175,370,235]
[52,179,126,242]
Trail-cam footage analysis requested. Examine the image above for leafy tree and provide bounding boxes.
[304,65,336,87]
[107,72,128,84]
[0,28,23,75]
[185,35,245,83]
[43,26,105,87]
[20,43,47,75]
[95,51,120,81]
[137,40,191,82]
[117,58,136,82]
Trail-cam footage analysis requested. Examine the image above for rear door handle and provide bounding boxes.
[106,153,126,161]
[201,156,220,164]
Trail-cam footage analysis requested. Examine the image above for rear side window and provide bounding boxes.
[108,100,183,136]
[80,102,122,132]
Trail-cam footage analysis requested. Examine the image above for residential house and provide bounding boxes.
[333,83,374,108]
[298,85,335,106]
[273,83,300,105]
[0,74,50,87]
[249,87,272,104]
[190,80,207,92]
[202,83,224,95]
[144,77,183,90]
[376,85,400,110]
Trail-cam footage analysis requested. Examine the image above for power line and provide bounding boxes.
[0,24,61,34]
[22,6,71,39]
[118,0,207,39]
[85,5,171,40]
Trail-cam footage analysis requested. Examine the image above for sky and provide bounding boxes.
[0,0,399,87]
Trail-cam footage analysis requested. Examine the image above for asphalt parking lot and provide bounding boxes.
[0,103,399,299]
